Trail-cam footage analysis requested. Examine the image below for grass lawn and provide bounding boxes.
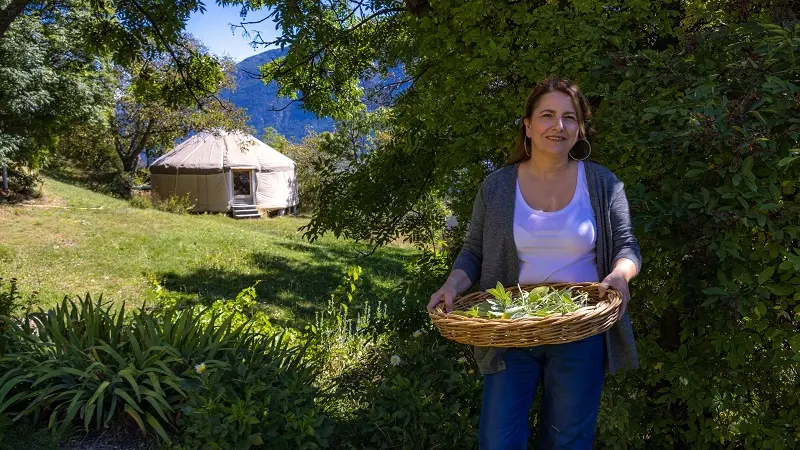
[0,177,417,329]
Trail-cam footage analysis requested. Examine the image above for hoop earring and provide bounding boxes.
[569,139,591,161]
[524,139,531,157]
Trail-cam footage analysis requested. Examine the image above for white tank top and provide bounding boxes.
[513,161,599,284]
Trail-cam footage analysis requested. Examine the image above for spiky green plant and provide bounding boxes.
[452,284,590,319]
[0,294,252,442]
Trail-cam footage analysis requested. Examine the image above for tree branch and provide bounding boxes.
[127,0,206,109]
[0,0,31,39]
[262,7,406,81]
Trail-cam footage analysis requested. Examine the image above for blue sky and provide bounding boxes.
[186,3,281,62]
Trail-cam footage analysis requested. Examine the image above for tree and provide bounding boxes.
[1,0,204,68]
[261,126,290,152]
[110,39,248,173]
[0,5,114,189]
[0,0,235,189]
[228,0,800,446]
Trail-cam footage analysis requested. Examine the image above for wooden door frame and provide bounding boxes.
[231,169,254,204]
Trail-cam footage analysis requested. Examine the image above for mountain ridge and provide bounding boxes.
[224,48,332,141]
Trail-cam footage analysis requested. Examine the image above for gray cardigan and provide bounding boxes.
[452,161,642,375]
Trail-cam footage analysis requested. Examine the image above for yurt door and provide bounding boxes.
[232,169,253,205]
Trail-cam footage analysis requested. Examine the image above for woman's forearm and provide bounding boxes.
[444,269,474,295]
[611,258,638,283]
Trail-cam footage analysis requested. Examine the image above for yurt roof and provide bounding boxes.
[149,131,295,175]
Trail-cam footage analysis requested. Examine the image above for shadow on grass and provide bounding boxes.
[270,239,414,277]
[41,168,133,200]
[156,247,413,329]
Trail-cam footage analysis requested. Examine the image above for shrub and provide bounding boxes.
[0,278,22,319]
[373,249,452,338]
[4,163,41,196]
[332,331,481,449]
[590,22,800,449]
[173,334,334,450]
[152,193,195,214]
[0,278,37,355]
[0,295,190,441]
[312,264,483,448]
[129,193,152,209]
[0,292,277,441]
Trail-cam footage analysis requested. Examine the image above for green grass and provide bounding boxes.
[0,177,417,329]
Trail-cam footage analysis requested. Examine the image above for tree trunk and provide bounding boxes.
[118,117,155,173]
[0,0,31,39]
[121,153,140,173]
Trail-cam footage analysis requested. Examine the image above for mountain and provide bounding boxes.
[224,48,333,142]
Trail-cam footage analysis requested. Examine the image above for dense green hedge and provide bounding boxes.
[587,22,800,450]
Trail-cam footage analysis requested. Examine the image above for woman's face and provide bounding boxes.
[523,91,581,158]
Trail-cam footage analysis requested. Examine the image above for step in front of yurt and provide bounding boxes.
[231,204,261,219]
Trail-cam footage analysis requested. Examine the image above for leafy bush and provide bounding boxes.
[150,281,296,345]
[587,22,800,450]
[0,278,37,355]
[310,266,389,415]
[310,264,482,449]
[129,193,152,209]
[0,295,191,441]
[152,193,195,214]
[4,163,41,195]
[332,331,481,449]
[173,335,334,450]
[0,278,22,319]
[0,292,278,442]
[264,2,800,446]
[374,249,452,338]
[0,287,334,448]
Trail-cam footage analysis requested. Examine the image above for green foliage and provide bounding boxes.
[2,163,43,195]
[1,4,244,182]
[311,265,389,407]
[0,5,114,188]
[454,284,589,319]
[150,280,292,343]
[333,332,481,449]
[129,194,153,209]
[269,129,325,214]
[173,335,333,450]
[152,192,195,214]
[0,278,23,321]
[300,109,449,247]
[0,277,37,355]
[111,40,249,174]
[591,21,800,450]
[261,127,290,152]
[0,295,188,441]
[373,249,453,339]
[0,284,333,448]
[244,0,800,446]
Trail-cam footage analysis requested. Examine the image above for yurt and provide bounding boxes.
[149,131,297,214]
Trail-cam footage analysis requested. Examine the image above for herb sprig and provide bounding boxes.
[451,282,590,319]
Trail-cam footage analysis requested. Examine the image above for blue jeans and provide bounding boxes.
[478,334,605,450]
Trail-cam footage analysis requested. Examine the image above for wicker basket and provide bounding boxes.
[428,282,621,347]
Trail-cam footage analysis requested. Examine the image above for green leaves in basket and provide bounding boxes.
[451,284,590,319]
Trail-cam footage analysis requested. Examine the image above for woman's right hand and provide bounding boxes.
[427,281,458,313]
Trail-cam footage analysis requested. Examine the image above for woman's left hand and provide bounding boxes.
[598,270,630,316]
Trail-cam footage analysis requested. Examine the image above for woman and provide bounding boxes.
[427,77,641,449]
